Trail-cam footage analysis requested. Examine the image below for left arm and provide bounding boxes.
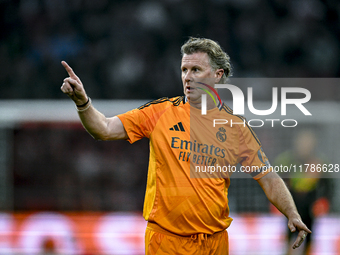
[257,171,312,249]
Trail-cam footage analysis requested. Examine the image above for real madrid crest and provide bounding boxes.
[216,127,227,142]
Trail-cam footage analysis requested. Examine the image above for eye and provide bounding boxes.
[182,67,187,73]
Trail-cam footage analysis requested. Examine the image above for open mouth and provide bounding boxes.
[185,86,195,92]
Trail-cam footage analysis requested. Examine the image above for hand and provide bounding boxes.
[60,61,88,105]
[288,217,312,249]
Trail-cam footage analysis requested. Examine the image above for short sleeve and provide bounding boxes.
[237,125,272,180]
[117,101,170,144]
[117,108,150,143]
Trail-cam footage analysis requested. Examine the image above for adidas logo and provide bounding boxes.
[169,122,185,132]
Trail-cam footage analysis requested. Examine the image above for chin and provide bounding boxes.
[186,95,195,102]
[185,91,200,102]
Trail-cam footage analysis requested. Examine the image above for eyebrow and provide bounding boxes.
[181,65,202,70]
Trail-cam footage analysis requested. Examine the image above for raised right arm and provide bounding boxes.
[60,61,128,141]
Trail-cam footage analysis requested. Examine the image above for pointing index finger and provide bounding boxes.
[61,61,78,80]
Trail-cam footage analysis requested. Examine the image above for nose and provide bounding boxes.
[184,71,193,83]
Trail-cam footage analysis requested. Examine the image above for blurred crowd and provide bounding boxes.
[13,124,149,211]
[1,0,340,100]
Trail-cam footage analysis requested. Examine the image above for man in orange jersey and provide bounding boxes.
[61,37,311,254]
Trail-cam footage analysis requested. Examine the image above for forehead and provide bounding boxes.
[181,52,211,68]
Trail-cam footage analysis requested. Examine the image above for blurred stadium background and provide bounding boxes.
[1,0,340,254]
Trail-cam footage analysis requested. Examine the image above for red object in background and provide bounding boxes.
[312,197,330,217]
[41,237,56,252]
[270,203,282,215]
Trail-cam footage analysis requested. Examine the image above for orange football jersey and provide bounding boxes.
[117,96,271,235]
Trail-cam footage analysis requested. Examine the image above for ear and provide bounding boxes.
[215,69,224,83]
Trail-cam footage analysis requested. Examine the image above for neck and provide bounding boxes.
[188,96,217,110]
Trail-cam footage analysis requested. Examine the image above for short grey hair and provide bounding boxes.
[181,37,232,83]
